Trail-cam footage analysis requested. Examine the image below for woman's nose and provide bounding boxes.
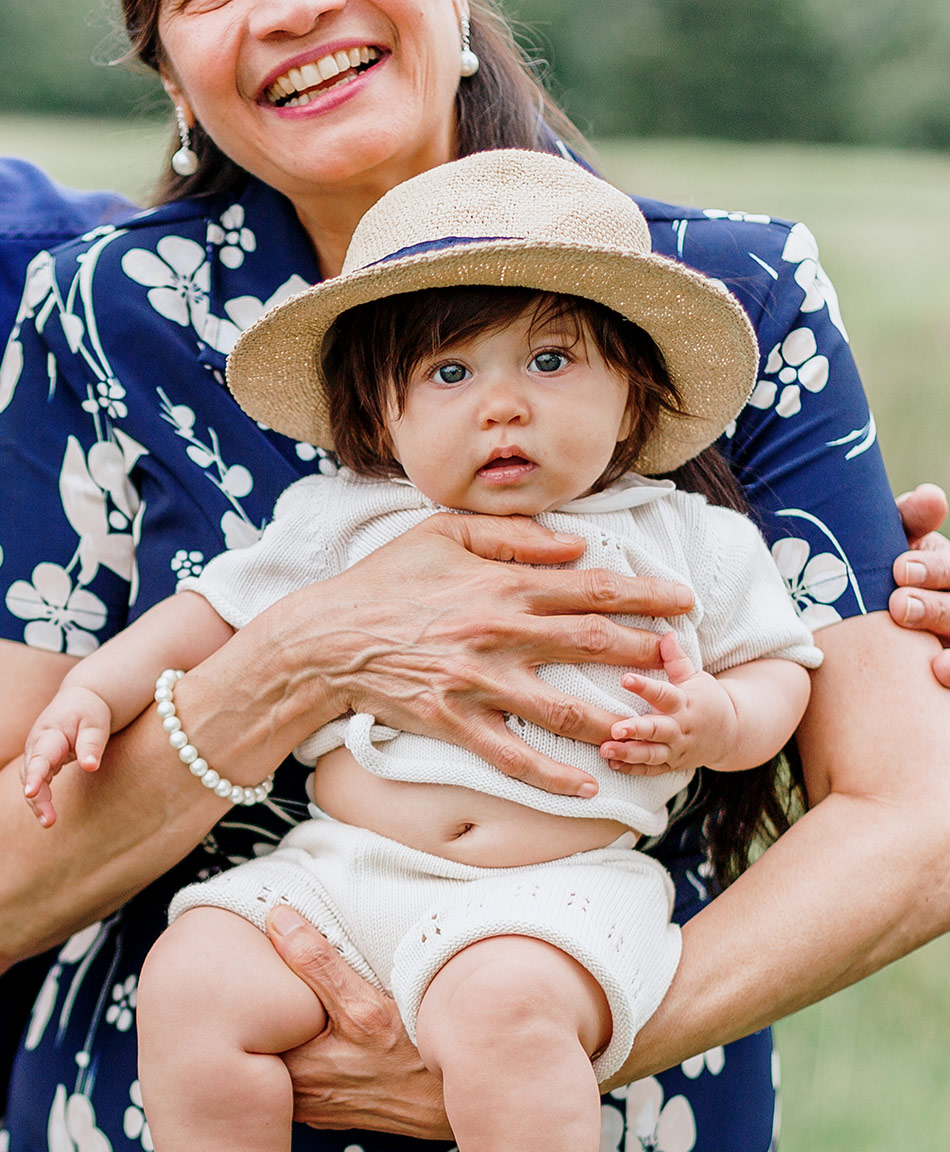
[248,0,348,40]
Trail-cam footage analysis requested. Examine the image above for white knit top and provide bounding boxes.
[181,469,822,836]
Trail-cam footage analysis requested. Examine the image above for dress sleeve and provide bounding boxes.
[719,219,907,629]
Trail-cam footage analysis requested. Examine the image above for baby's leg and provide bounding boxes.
[137,906,327,1152]
[414,935,611,1152]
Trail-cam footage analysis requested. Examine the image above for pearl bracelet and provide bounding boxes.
[154,670,275,806]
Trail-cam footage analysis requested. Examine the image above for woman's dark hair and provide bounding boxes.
[323,284,806,886]
[118,0,590,204]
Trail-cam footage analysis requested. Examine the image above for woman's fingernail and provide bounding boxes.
[903,595,925,624]
[903,561,927,584]
[554,532,584,544]
[578,781,598,798]
[674,586,694,608]
[268,905,306,938]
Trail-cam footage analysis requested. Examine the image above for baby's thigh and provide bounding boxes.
[139,906,327,1054]
[416,935,611,1067]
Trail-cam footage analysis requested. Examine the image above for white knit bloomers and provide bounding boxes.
[168,818,681,1080]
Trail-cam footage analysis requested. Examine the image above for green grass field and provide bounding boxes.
[3,116,949,1149]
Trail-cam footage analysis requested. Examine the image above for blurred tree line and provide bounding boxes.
[1,0,948,149]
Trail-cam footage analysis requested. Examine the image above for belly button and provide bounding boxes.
[452,822,476,839]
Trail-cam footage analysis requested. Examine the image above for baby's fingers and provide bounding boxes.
[609,712,678,744]
[600,738,673,777]
[657,632,697,685]
[621,672,685,715]
[75,723,109,773]
[22,767,57,828]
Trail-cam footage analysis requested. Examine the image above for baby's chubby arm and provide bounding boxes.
[21,592,234,827]
[600,631,810,775]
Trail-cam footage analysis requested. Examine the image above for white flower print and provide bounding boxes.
[56,434,145,598]
[208,204,257,269]
[121,236,211,332]
[781,222,848,340]
[5,562,107,654]
[0,250,58,413]
[604,1078,696,1152]
[206,274,312,355]
[48,1085,112,1152]
[123,1081,154,1151]
[770,1048,782,1150]
[772,536,848,628]
[105,975,138,1032]
[158,388,266,550]
[295,442,340,474]
[750,327,830,419]
[25,923,105,1051]
[681,1046,725,1079]
[703,208,772,226]
[81,378,128,420]
[221,510,263,550]
[171,549,205,580]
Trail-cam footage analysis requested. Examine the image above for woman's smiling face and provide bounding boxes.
[157,0,465,206]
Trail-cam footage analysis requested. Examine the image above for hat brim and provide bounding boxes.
[226,239,759,475]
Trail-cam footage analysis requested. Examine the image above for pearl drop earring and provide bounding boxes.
[460,15,480,77]
[171,106,199,177]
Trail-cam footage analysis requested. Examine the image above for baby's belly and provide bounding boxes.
[313,746,632,868]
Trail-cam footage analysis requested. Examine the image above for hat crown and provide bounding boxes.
[341,149,653,275]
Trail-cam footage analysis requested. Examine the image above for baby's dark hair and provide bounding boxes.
[323,285,686,491]
[321,285,803,887]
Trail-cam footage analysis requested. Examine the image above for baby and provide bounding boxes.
[23,150,821,1152]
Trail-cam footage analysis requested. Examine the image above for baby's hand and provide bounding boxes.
[600,632,738,776]
[21,686,113,828]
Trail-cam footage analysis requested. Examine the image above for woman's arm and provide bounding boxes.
[0,512,693,969]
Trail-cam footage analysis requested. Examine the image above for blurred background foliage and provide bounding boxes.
[2,0,950,148]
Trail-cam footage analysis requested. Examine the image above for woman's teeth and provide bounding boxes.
[267,46,380,105]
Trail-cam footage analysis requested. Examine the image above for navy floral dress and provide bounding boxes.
[0,159,905,1152]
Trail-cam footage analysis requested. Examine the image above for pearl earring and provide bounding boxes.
[171,106,199,177]
[460,15,480,77]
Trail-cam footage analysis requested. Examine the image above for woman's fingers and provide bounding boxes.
[891,525,950,649]
[450,709,600,797]
[895,484,948,549]
[424,510,589,565]
[423,512,694,618]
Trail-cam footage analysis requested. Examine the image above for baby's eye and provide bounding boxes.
[433,363,469,385]
[530,350,569,373]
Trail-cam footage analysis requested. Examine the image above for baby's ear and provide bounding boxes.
[617,407,634,443]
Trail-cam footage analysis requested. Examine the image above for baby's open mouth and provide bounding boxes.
[481,455,531,470]
[265,47,382,107]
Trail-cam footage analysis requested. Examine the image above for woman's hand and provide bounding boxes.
[266,512,694,799]
[890,484,950,685]
[266,906,453,1140]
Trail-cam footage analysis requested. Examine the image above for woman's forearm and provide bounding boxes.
[0,604,345,969]
[604,611,950,1089]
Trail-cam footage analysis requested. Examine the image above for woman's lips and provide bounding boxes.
[262,46,382,107]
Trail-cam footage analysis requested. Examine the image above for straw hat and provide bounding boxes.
[226,149,759,474]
